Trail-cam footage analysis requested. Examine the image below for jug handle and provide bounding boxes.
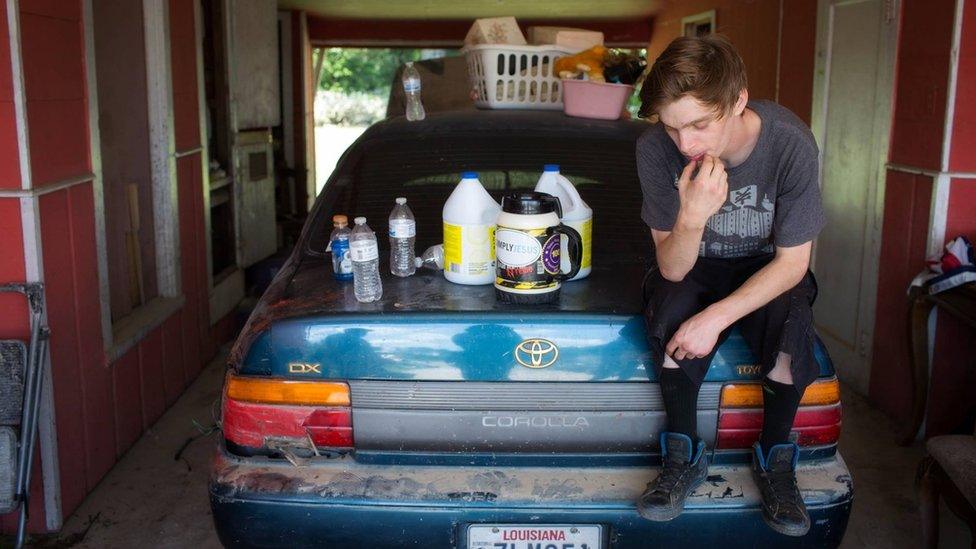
[557,178,582,211]
[548,224,582,281]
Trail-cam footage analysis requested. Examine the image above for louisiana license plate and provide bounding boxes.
[467,524,602,549]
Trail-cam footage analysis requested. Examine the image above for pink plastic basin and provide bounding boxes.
[561,79,634,120]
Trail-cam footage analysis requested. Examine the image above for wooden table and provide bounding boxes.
[901,282,976,445]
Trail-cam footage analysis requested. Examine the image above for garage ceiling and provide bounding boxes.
[278,0,659,20]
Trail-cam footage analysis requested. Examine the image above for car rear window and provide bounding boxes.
[305,132,651,264]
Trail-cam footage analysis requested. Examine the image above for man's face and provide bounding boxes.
[657,94,742,162]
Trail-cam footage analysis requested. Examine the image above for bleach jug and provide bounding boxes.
[442,172,501,285]
[534,165,593,280]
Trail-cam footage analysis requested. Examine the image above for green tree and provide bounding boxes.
[317,48,450,96]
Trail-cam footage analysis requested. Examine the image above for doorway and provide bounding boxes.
[810,0,898,394]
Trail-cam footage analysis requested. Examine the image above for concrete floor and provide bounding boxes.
[31,350,971,548]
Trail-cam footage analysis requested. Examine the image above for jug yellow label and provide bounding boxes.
[444,222,461,269]
[580,218,592,269]
[443,222,495,276]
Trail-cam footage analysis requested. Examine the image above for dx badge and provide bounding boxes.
[514,339,559,369]
[288,362,322,374]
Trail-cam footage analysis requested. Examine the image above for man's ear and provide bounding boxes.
[733,89,748,116]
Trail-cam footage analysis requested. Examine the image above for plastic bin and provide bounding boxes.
[561,79,635,120]
[462,44,576,110]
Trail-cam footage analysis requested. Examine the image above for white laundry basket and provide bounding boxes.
[462,44,576,110]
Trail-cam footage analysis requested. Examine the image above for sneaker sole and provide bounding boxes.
[760,507,811,537]
[636,502,684,522]
[635,466,709,522]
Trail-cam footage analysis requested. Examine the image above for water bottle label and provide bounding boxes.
[389,219,416,238]
[403,77,421,93]
[350,240,379,262]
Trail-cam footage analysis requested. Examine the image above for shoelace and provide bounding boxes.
[765,470,800,507]
[651,460,690,494]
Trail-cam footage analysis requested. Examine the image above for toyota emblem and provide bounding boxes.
[514,338,559,369]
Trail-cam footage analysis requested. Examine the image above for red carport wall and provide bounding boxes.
[0,0,247,532]
[870,0,976,435]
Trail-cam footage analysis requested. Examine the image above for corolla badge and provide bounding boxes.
[514,338,559,369]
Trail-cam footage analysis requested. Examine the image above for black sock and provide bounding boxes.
[759,378,802,451]
[660,367,700,441]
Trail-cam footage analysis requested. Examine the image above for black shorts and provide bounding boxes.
[642,254,820,391]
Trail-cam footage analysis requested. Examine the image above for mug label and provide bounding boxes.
[495,227,562,291]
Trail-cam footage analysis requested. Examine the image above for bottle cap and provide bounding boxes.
[461,171,478,180]
[406,61,414,67]
[544,164,560,173]
[332,214,348,226]
[354,216,366,225]
[396,197,407,205]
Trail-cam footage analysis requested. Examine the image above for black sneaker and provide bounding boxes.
[751,442,811,537]
[636,432,708,521]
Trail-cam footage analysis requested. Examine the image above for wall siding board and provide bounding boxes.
[138,328,166,428]
[0,7,18,190]
[888,0,955,170]
[0,198,28,339]
[19,13,85,102]
[170,0,201,152]
[64,183,113,493]
[162,314,185,406]
[25,98,90,187]
[868,171,933,419]
[0,102,22,189]
[37,189,87,519]
[949,0,976,172]
[20,0,82,21]
[112,346,143,456]
[0,5,14,103]
[777,0,817,124]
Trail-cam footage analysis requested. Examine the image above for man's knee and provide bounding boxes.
[645,276,707,321]
[767,352,793,384]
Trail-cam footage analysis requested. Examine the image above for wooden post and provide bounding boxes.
[126,183,145,306]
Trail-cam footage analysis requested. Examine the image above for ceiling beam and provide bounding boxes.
[307,17,653,48]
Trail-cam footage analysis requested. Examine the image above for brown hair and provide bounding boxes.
[637,34,747,119]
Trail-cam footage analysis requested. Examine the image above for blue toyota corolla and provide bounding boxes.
[210,110,852,548]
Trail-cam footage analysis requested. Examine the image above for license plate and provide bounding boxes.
[467,524,602,549]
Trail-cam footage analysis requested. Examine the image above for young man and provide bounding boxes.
[634,35,825,537]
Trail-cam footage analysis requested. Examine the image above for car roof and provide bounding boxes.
[361,109,650,143]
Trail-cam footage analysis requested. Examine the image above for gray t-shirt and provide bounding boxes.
[637,100,825,258]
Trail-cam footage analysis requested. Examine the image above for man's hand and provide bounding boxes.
[666,307,729,361]
[677,155,729,228]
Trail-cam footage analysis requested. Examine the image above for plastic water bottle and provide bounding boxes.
[328,215,353,281]
[415,244,444,271]
[389,197,416,277]
[402,62,426,121]
[350,217,382,302]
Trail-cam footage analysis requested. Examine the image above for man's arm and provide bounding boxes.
[667,241,812,360]
[652,156,728,281]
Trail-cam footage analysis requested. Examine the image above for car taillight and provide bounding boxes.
[716,378,841,450]
[221,373,353,450]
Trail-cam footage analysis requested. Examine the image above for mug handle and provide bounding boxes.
[548,224,582,281]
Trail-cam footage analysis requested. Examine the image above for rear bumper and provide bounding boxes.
[210,446,853,548]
